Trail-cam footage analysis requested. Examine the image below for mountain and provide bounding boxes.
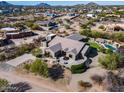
[0,1,13,6]
[86,2,99,7]
[36,3,51,7]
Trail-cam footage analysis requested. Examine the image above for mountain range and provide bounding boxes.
[0,1,13,6]
[0,1,100,7]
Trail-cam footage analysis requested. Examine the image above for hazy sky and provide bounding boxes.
[7,1,124,6]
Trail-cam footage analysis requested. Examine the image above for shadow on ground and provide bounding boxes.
[87,48,98,58]
[4,82,31,92]
[48,64,64,81]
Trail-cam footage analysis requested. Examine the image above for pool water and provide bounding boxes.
[104,44,117,51]
[105,44,116,51]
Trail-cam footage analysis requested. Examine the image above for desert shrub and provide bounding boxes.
[98,53,121,70]
[91,74,105,85]
[0,78,9,91]
[114,26,123,31]
[31,48,42,57]
[99,25,105,29]
[104,71,124,92]
[71,64,86,74]
[64,24,70,29]
[99,46,106,53]
[78,80,92,91]
[105,49,113,54]
[23,64,31,71]
[78,80,92,88]
[30,59,48,77]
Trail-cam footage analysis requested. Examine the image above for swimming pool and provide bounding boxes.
[104,44,117,51]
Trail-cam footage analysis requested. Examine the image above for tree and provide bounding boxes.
[105,49,113,54]
[98,53,120,70]
[30,59,48,77]
[91,31,102,38]
[80,28,91,37]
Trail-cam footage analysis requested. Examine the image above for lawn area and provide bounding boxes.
[88,42,102,50]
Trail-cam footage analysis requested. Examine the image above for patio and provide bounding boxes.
[58,57,87,68]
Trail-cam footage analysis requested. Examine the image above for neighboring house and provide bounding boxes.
[36,21,58,31]
[45,36,90,60]
[0,9,10,14]
[66,13,80,19]
[1,27,35,39]
[6,54,36,68]
[66,33,88,42]
[46,34,56,42]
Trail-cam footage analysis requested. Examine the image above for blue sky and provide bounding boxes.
[7,1,124,6]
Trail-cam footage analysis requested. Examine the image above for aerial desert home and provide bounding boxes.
[43,34,90,67]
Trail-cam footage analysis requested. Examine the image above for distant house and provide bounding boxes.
[1,27,18,32]
[66,33,88,42]
[46,34,56,42]
[36,21,56,27]
[36,20,58,31]
[86,14,96,18]
[66,13,80,19]
[44,12,63,18]
[45,36,89,61]
[1,27,35,39]
[0,9,10,14]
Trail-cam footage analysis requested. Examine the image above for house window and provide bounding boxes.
[69,54,72,58]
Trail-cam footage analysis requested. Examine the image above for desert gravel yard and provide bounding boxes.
[69,52,107,91]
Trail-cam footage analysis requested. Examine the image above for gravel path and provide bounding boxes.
[0,70,66,92]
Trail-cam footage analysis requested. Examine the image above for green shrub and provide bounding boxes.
[89,42,102,51]
[105,49,113,54]
[71,64,86,74]
[0,78,9,90]
[31,48,42,57]
[98,53,120,70]
[99,46,106,53]
[23,64,31,71]
[30,59,48,77]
